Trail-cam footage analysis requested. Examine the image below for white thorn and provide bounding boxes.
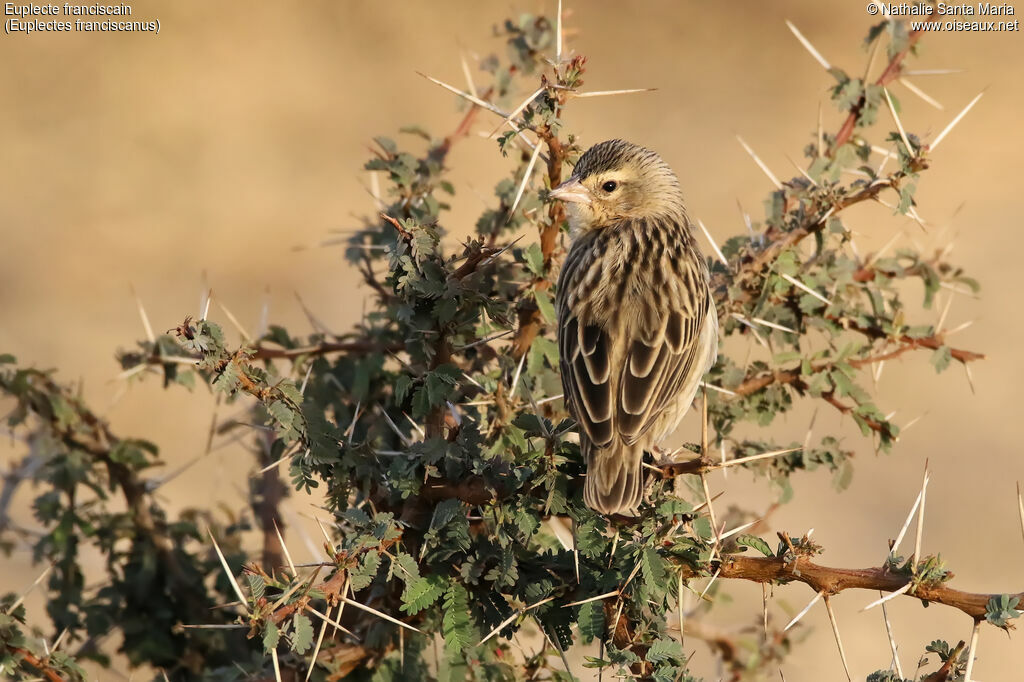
[785,20,831,70]
[780,273,833,306]
[880,594,904,679]
[715,447,800,470]
[572,88,657,98]
[898,77,943,110]
[784,590,823,632]
[697,219,728,264]
[208,528,249,611]
[860,582,912,612]
[883,87,914,155]
[508,142,543,221]
[931,92,984,151]
[912,463,930,565]
[737,135,782,189]
[964,619,981,682]
[823,596,852,681]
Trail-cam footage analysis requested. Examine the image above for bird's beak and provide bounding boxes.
[549,178,591,205]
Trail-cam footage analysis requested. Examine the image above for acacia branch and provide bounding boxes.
[832,27,924,153]
[730,333,983,399]
[510,71,574,359]
[685,554,1022,622]
[8,646,66,682]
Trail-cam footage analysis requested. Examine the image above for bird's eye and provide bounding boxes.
[601,180,618,192]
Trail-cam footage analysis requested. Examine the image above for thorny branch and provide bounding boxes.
[6,647,66,682]
[687,554,1023,622]
[510,65,576,359]
[832,27,924,153]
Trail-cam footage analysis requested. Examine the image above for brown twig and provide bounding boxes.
[832,28,925,153]
[509,68,576,360]
[724,332,982,435]
[688,554,1021,622]
[8,646,66,682]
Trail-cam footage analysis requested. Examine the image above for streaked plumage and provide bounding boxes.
[550,140,718,516]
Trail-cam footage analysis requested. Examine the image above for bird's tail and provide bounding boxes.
[582,439,644,516]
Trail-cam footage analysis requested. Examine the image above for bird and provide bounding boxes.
[549,139,719,516]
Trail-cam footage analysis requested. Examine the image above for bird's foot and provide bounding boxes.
[651,445,676,467]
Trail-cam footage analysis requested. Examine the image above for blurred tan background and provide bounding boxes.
[2,1,1022,679]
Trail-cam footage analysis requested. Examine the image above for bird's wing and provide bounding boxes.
[615,282,714,446]
[559,311,616,448]
[558,241,715,450]
[557,240,616,449]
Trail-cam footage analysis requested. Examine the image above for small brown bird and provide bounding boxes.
[550,140,718,516]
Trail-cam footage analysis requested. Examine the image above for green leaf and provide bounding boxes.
[394,374,413,403]
[582,656,611,669]
[534,289,556,324]
[442,582,472,659]
[931,346,952,373]
[291,613,314,654]
[735,535,774,558]
[897,182,917,214]
[577,599,605,644]
[401,574,446,615]
[640,547,669,593]
[646,637,684,664]
[985,594,1021,629]
[524,243,544,276]
[349,551,381,591]
[246,574,266,602]
[263,621,280,652]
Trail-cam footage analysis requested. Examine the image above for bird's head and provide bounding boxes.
[549,139,684,233]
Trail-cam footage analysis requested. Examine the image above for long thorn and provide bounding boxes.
[132,286,156,343]
[306,605,358,638]
[417,72,513,121]
[899,77,943,109]
[860,582,911,612]
[488,86,544,139]
[931,92,984,151]
[737,135,782,189]
[208,528,248,612]
[270,647,282,682]
[572,88,657,98]
[883,87,914,155]
[678,574,686,650]
[784,590,823,632]
[342,596,422,633]
[510,351,527,397]
[459,51,477,98]
[823,596,852,681]
[555,0,563,63]
[216,299,252,341]
[9,562,55,612]
[785,20,830,70]
[1017,481,1024,546]
[304,603,333,682]
[879,592,905,679]
[697,219,728,264]
[507,142,543,222]
[562,591,619,608]
[964,619,981,682]
[912,462,930,566]
[762,583,769,641]
[273,520,296,576]
[891,481,925,557]
[780,273,833,306]
[715,447,800,470]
